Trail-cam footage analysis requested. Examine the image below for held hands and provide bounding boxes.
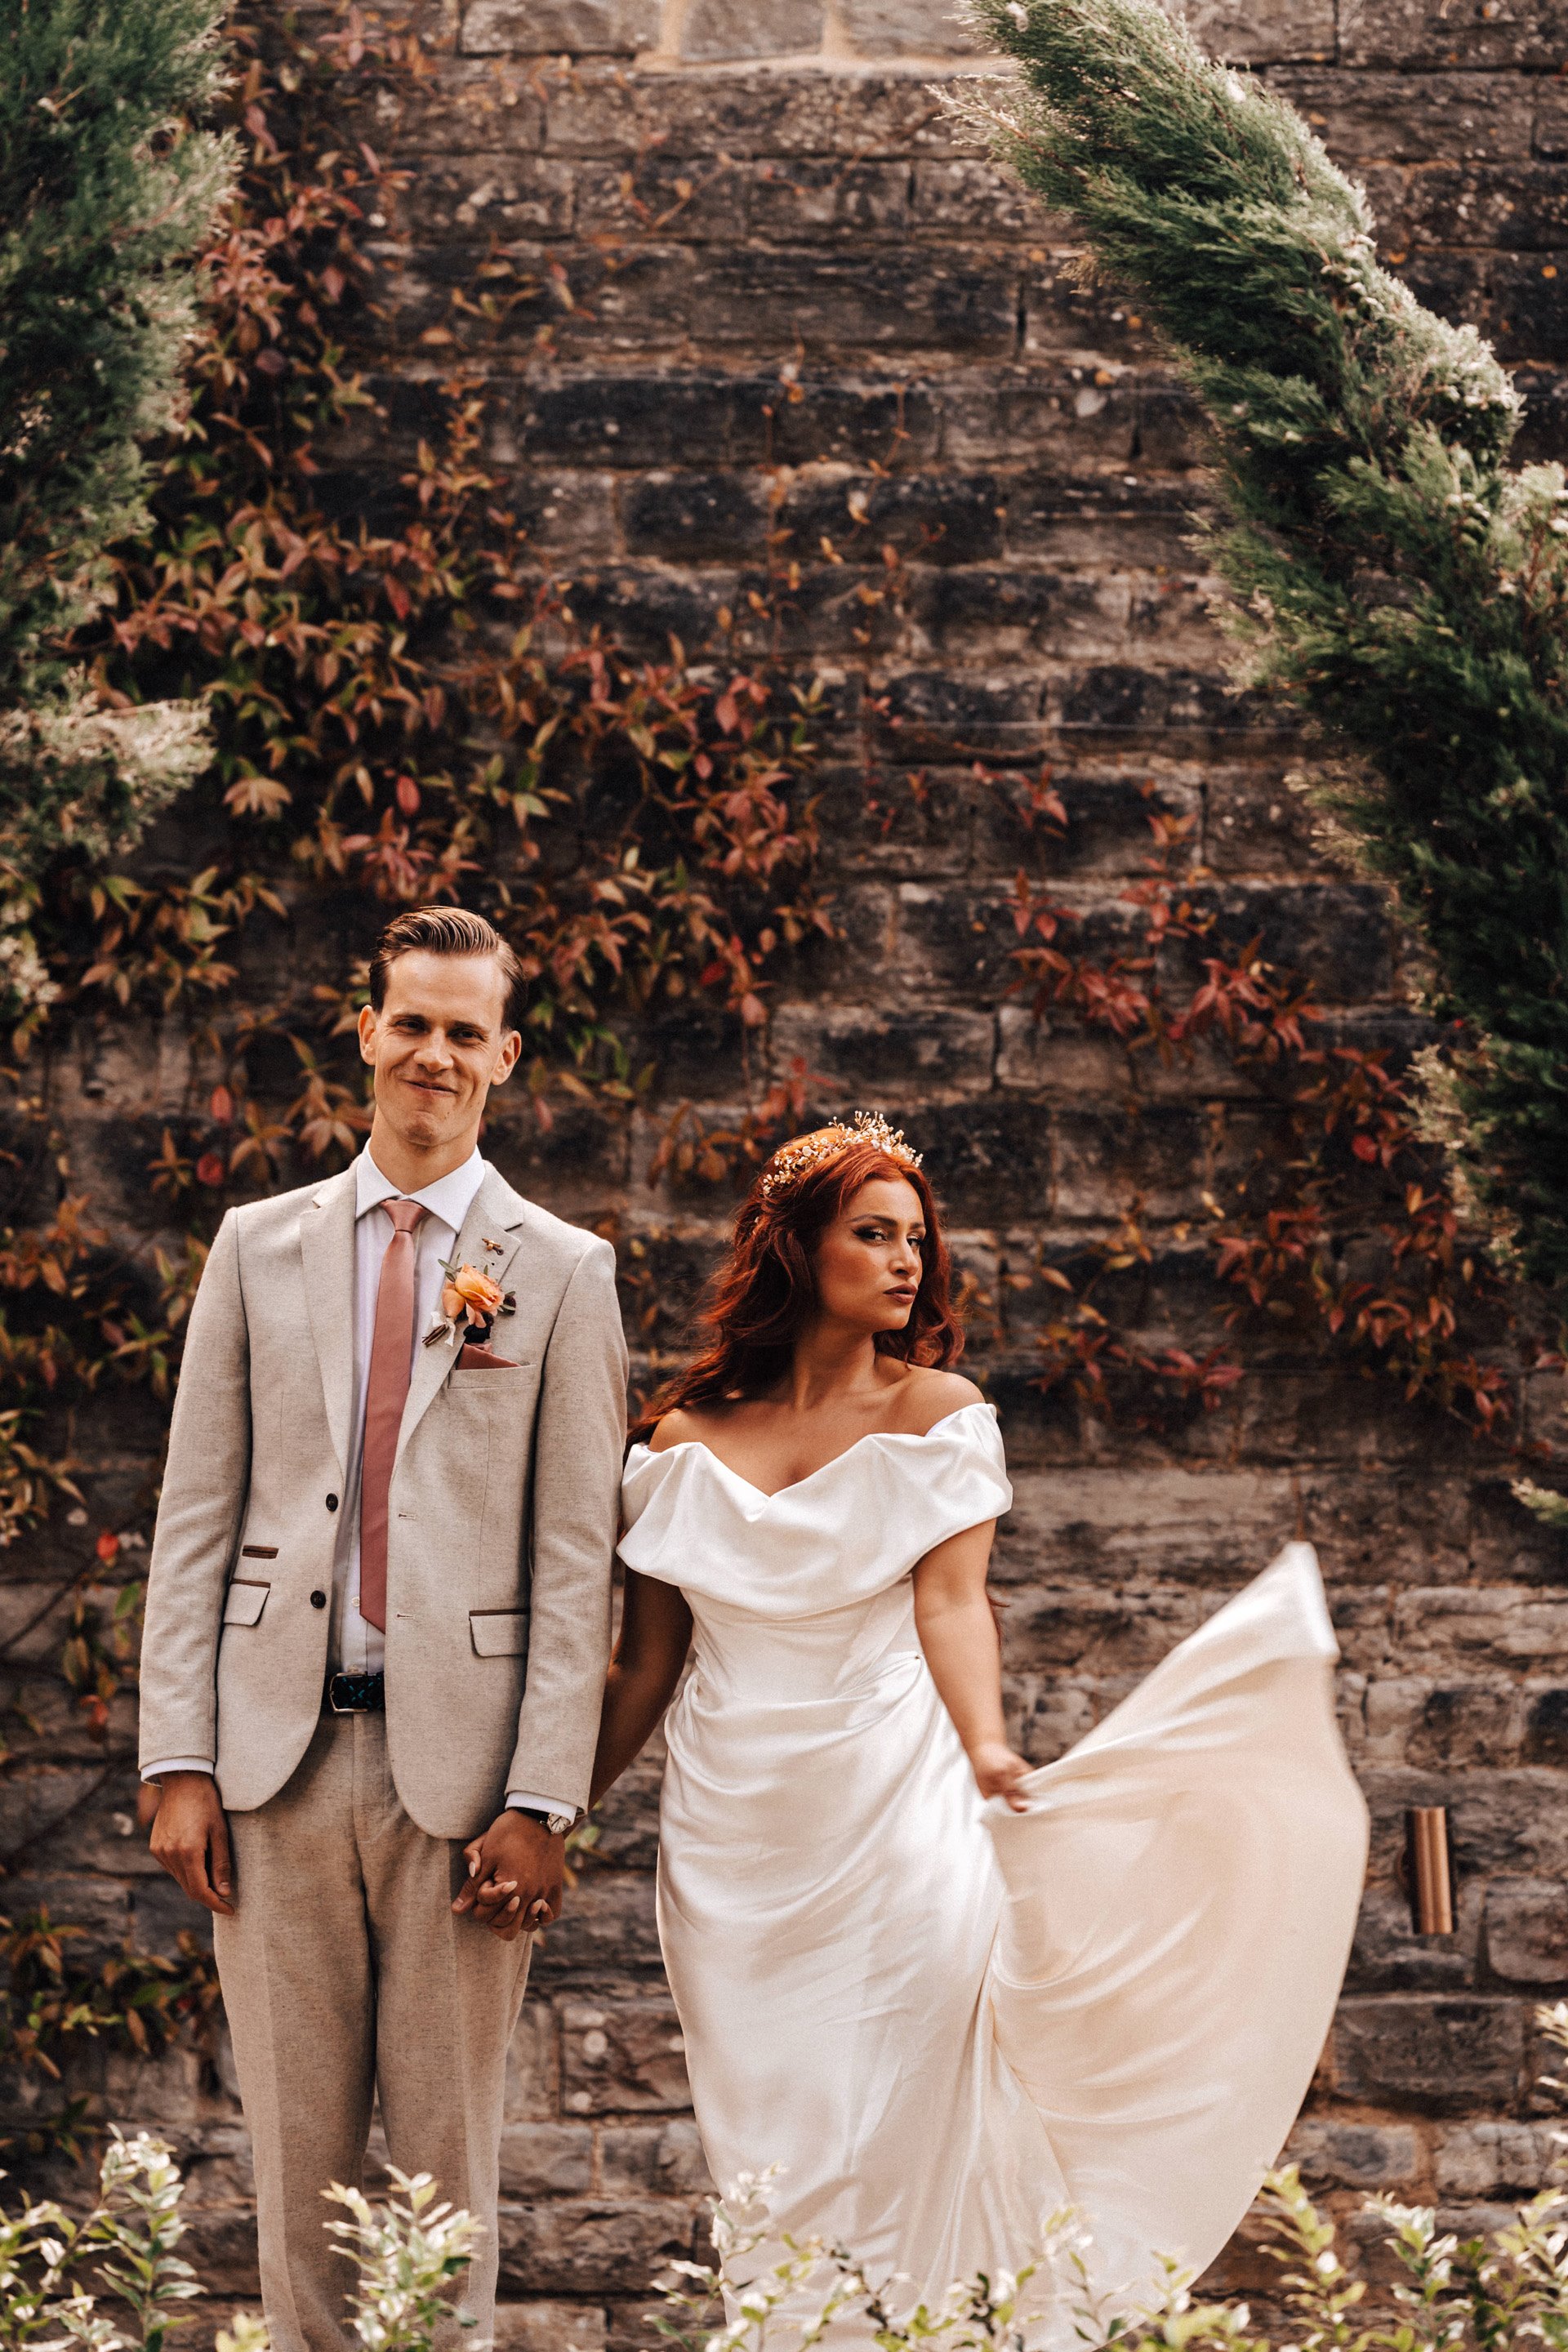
[148,1772,236,1915]
[454,1812,564,1941]
[969,1740,1031,1813]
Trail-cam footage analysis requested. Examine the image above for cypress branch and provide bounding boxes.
[955,0,1568,1295]
[0,0,234,1038]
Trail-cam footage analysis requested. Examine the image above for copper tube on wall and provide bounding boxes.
[1401,1806,1456,1936]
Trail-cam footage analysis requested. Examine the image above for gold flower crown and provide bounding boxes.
[759,1111,923,1199]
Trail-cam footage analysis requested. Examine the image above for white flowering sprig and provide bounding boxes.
[1513,1477,1568,1533]
[213,2317,272,2352]
[653,2170,878,2352]
[651,2150,1568,2352]
[323,2168,484,2352]
[10,2092,1568,2352]
[0,2186,78,2348]
[87,2130,203,2352]
[0,2130,203,2352]
[653,2167,1054,2352]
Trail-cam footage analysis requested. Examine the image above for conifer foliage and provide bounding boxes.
[959,0,1568,1296]
[0,0,232,1037]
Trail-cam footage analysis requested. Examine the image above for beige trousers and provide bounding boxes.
[213,1712,531,2352]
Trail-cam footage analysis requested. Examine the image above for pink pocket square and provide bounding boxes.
[456,1343,516,1371]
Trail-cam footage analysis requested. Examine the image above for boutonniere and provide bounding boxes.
[423,1260,517,1350]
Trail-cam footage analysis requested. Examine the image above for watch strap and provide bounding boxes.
[516,1804,571,1834]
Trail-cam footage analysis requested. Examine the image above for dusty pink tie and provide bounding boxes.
[359,1198,428,1635]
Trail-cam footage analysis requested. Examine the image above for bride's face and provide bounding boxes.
[812,1176,925,1335]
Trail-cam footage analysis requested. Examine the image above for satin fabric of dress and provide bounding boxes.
[618,1401,1368,2314]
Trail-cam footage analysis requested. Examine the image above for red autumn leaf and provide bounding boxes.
[96,1530,121,1566]
[1351,1132,1379,1162]
[396,775,421,814]
[210,1086,234,1123]
[196,1152,227,1187]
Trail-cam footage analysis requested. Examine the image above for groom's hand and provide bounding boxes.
[149,1772,236,1915]
[454,1813,564,1941]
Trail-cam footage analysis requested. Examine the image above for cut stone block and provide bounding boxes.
[1285,2118,1421,2187]
[1485,1876,1568,1984]
[1174,0,1334,62]
[680,0,825,56]
[492,2306,609,2352]
[837,0,982,55]
[461,0,659,54]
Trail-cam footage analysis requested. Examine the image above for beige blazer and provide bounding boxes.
[138,1160,627,1839]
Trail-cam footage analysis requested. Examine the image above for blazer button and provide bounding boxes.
[325,1494,339,1512]
[310,1590,327,1610]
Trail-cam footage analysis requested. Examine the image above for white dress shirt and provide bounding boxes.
[145,1146,575,1824]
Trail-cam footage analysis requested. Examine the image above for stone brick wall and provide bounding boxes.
[7,0,1568,2339]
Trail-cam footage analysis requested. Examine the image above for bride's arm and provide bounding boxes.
[589,1568,693,1806]
[912,1522,1030,1811]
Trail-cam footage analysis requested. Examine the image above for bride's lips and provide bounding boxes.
[886,1286,916,1303]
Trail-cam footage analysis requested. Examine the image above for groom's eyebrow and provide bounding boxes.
[391,1011,487,1038]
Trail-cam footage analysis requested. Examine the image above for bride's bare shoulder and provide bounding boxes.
[646,1404,728,1455]
[890,1366,987,1436]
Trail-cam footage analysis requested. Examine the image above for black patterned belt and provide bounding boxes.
[326,1671,385,1715]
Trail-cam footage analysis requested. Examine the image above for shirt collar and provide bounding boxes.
[354,1144,485,1236]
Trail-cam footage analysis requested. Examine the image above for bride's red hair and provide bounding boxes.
[630,1129,963,1441]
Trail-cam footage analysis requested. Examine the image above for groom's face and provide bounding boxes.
[358,950,521,1155]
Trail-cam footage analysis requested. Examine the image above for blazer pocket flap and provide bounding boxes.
[223,1579,270,1627]
[470,1609,528,1657]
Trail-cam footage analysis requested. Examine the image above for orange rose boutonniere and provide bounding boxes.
[443,1263,506,1323]
[423,1261,516,1349]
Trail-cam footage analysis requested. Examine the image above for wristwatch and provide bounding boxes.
[517,1806,573,1837]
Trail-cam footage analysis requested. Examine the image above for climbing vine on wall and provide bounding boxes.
[1,0,1563,2153]
[909,764,1541,1462]
[0,2,833,2139]
[1,0,831,1534]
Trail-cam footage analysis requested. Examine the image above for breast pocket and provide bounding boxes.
[448,1358,532,1391]
[223,1579,270,1627]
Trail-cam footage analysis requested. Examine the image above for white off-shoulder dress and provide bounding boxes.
[618,1401,1367,2305]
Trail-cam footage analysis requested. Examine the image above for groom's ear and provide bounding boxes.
[357,1002,381,1065]
[488,1025,523,1088]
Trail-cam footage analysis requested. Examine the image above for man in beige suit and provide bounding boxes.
[139,906,627,2352]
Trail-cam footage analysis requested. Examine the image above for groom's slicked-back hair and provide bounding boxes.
[368,906,525,1030]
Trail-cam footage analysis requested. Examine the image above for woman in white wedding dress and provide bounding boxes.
[591,1114,1368,2311]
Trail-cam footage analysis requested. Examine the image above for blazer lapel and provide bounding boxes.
[299,1164,359,1477]
[395,1161,527,1467]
